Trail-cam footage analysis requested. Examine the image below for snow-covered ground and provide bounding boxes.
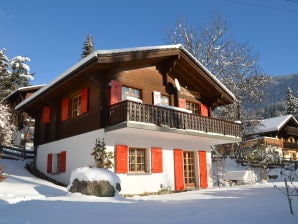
[0,159,297,224]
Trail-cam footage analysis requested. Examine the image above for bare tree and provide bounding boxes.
[166,14,272,121]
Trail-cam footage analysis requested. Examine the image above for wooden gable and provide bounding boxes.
[17,45,235,113]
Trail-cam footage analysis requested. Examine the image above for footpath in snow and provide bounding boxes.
[0,159,297,224]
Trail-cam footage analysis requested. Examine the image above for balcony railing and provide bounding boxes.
[107,100,241,137]
[263,137,298,149]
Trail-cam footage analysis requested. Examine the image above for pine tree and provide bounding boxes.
[90,138,113,169]
[0,48,10,99]
[0,48,33,100]
[286,87,297,116]
[81,34,95,59]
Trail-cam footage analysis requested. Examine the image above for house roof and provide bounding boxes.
[247,114,298,135]
[16,44,236,111]
[1,84,46,103]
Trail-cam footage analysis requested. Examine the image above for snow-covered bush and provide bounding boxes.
[0,102,16,145]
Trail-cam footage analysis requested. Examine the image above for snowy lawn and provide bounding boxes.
[0,159,297,224]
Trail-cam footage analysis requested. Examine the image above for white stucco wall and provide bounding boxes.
[36,125,238,195]
[36,129,105,185]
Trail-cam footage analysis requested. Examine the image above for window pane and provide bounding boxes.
[161,95,169,105]
[186,101,199,114]
[122,86,141,99]
[129,148,146,172]
[72,95,81,117]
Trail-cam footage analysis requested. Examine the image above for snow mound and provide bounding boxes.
[67,167,120,190]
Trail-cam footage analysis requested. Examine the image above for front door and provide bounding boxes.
[183,151,196,188]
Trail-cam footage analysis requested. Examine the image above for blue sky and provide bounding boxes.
[1,0,298,85]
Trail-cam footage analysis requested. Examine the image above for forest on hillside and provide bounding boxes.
[261,74,298,118]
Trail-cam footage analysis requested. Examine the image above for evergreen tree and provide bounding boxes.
[0,48,33,100]
[90,138,113,169]
[286,87,297,116]
[0,48,10,99]
[81,34,95,59]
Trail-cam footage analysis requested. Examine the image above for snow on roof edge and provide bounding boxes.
[277,114,298,130]
[247,114,298,135]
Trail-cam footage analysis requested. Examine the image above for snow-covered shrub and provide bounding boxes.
[0,102,16,145]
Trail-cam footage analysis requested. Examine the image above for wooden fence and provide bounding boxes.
[0,145,35,160]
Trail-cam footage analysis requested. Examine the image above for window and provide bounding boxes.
[129,147,146,172]
[115,145,163,174]
[71,95,81,117]
[62,88,88,120]
[160,95,170,106]
[122,86,141,100]
[47,151,66,174]
[186,101,199,115]
[52,153,61,174]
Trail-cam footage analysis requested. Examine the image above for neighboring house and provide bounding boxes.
[2,85,45,148]
[16,45,241,194]
[243,114,298,161]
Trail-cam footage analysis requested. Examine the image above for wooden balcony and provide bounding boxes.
[263,137,298,149]
[107,100,241,137]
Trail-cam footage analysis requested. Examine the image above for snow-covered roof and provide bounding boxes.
[1,84,46,103]
[16,44,235,110]
[248,114,298,134]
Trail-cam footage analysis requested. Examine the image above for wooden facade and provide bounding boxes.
[17,46,240,146]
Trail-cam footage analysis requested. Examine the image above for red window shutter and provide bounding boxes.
[47,153,53,173]
[60,151,67,173]
[115,145,128,173]
[61,98,69,121]
[199,151,208,188]
[200,104,209,117]
[110,80,122,105]
[178,98,186,109]
[174,149,184,191]
[151,147,163,173]
[80,88,88,114]
[42,106,51,123]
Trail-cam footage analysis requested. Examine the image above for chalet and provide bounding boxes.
[2,85,45,148]
[243,115,298,161]
[16,45,241,194]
